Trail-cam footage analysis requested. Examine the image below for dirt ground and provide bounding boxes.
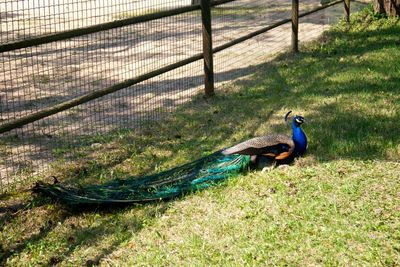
[0,0,367,190]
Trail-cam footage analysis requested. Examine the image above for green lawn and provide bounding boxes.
[1,7,399,266]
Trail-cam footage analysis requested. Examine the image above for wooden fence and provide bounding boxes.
[0,0,351,135]
[0,0,352,192]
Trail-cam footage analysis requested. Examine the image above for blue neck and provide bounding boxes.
[292,123,307,156]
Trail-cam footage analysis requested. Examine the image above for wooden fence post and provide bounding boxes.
[344,0,350,24]
[201,0,215,97]
[292,0,299,53]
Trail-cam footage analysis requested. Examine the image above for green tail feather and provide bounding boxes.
[33,151,251,205]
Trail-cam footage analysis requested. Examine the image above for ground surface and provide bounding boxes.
[0,0,366,188]
[0,7,399,266]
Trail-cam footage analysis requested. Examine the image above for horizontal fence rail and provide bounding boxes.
[0,0,235,53]
[0,0,345,135]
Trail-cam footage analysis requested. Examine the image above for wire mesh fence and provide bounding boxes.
[0,0,366,192]
[0,0,190,43]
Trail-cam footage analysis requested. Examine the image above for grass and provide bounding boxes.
[1,7,400,266]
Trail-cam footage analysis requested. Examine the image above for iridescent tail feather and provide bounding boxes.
[33,151,251,205]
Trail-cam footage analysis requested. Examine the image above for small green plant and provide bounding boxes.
[113,8,166,20]
[33,74,51,84]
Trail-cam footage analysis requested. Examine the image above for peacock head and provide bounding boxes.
[293,116,305,127]
[284,111,305,127]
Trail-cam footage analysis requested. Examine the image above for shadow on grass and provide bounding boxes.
[0,195,170,266]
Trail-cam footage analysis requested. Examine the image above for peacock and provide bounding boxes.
[33,111,307,205]
[222,111,307,166]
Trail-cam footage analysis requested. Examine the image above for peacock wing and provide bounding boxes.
[222,134,295,160]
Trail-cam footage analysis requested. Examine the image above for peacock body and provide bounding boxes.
[222,112,307,164]
[34,111,307,205]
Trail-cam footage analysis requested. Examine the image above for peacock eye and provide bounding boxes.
[295,117,304,123]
